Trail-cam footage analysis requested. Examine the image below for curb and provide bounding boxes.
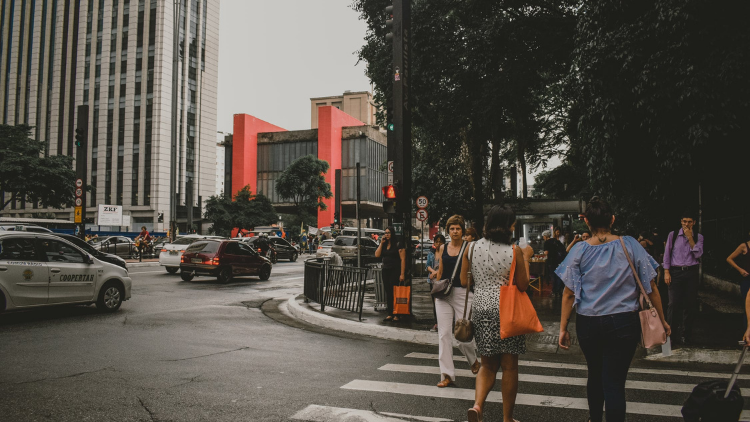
[126,262,161,268]
[286,295,440,346]
[645,347,744,365]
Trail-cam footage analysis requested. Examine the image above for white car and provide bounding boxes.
[0,232,132,312]
[315,239,336,259]
[159,235,223,274]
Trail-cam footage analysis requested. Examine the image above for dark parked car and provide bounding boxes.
[52,233,128,270]
[243,236,298,262]
[179,240,272,283]
[89,236,136,258]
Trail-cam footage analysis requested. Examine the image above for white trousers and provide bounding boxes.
[435,287,477,381]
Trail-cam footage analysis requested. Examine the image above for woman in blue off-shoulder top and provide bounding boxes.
[557,197,670,422]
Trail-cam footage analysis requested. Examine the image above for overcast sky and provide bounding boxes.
[217,0,372,133]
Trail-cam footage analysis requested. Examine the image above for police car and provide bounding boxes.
[0,232,132,313]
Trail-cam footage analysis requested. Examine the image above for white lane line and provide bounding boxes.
[343,380,685,418]
[405,352,750,380]
[290,404,453,422]
[379,364,750,396]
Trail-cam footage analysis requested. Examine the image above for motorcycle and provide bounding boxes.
[132,237,154,260]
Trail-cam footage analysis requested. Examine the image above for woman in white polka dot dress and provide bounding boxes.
[460,205,529,422]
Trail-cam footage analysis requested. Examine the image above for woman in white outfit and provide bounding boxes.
[435,215,479,387]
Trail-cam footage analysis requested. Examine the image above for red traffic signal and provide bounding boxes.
[382,185,397,199]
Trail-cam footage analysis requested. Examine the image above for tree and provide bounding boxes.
[0,124,77,210]
[204,186,277,237]
[275,155,333,226]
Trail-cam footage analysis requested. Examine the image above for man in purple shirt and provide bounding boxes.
[664,210,704,345]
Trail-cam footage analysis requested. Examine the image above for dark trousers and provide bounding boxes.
[577,312,641,422]
[382,267,399,316]
[667,266,699,338]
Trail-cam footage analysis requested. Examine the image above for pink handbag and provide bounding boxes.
[619,238,667,348]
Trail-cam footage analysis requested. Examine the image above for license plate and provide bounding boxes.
[169,250,178,255]
[191,258,202,263]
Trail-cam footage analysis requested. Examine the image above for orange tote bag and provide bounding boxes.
[393,284,411,315]
[499,246,543,339]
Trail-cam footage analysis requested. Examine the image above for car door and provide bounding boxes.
[38,238,99,304]
[0,236,49,306]
[117,237,132,257]
[238,243,263,274]
[271,238,292,259]
[222,242,243,276]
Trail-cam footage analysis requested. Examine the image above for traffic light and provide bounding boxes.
[334,211,340,225]
[382,185,397,214]
[387,123,394,131]
[75,127,86,148]
[385,5,394,42]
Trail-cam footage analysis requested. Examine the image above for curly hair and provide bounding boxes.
[483,205,516,245]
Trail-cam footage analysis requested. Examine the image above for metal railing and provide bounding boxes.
[303,258,369,321]
[370,264,386,311]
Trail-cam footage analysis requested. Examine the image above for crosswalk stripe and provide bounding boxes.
[290,404,453,422]
[379,363,750,396]
[405,352,750,380]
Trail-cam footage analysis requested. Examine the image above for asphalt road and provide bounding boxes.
[1,257,748,422]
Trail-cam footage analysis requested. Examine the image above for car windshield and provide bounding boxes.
[321,240,335,247]
[334,237,357,246]
[185,241,220,253]
[172,237,197,245]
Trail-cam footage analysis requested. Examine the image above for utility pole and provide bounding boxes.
[170,0,183,241]
[74,105,89,240]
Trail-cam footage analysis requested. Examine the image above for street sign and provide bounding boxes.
[75,226,80,236]
[75,198,82,207]
[393,223,403,236]
[75,188,83,197]
[416,209,428,222]
[387,160,394,185]
[75,179,83,188]
[416,196,428,209]
[74,207,82,223]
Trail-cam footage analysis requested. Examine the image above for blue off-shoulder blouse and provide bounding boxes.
[554,236,659,316]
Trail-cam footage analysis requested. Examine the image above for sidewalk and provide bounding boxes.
[286,276,748,364]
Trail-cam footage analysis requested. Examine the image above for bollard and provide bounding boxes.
[321,257,331,312]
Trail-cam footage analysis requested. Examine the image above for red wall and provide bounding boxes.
[316,106,364,227]
[232,114,286,197]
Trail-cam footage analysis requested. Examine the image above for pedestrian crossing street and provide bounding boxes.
[291,350,750,422]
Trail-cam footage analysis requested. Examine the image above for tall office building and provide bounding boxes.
[0,0,220,232]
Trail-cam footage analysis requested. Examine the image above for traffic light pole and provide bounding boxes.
[75,105,89,240]
[387,0,412,312]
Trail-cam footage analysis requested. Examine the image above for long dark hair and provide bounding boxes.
[383,225,397,248]
[484,205,516,245]
[585,196,614,230]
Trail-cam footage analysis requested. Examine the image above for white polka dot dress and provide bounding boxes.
[470,238,526,356]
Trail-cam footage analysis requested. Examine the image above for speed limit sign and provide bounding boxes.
[416,209,428,222]
[416,196,428,209]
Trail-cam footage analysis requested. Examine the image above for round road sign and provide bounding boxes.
[416,196,428,209]
[75,179,83,188]
[75,198,83,207]
[387,161,394,172]
[75,188,83,197]
[416,209,428,222]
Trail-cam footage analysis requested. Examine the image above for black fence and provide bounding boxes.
[303,258,369,320]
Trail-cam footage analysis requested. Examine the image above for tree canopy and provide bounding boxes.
[204,186,277,237]
[275,154,332,227]
[0,124,77,210]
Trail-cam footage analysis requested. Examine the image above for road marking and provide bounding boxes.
[342,379,738,419]
[405,352,750,380]
[379,364,750,396]
[291,404,453,422]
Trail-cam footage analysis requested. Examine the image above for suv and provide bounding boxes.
[0,232,132,312]
[330,236,379,261]
[243,236,298,262]
[179,240,272,283]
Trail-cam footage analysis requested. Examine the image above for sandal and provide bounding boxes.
[383,316,393,322]
[471,360,481,375]
[392,316,400,322]
[437,377,454,388]
[467,405,482,422]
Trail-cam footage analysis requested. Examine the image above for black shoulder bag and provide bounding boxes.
[430,241,467,299]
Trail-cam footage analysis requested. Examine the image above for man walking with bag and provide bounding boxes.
[664,211,704,345]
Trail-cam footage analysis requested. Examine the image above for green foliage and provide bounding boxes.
[275,155,333,217]
[0,124,76,210]
[571,0,750,227]
[534,163,589,200]
[204,186,277,237]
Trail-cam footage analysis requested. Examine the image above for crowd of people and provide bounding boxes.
[370,196,750,422]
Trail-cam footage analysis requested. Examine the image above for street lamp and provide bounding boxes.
[170,0,182,241]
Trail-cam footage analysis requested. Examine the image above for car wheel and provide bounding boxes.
[259,265,271,281]
[96,281,124,312]
[290,253,298,262]
[180,271,195,282]
[217,266,233,284]
[166,266,179,274]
